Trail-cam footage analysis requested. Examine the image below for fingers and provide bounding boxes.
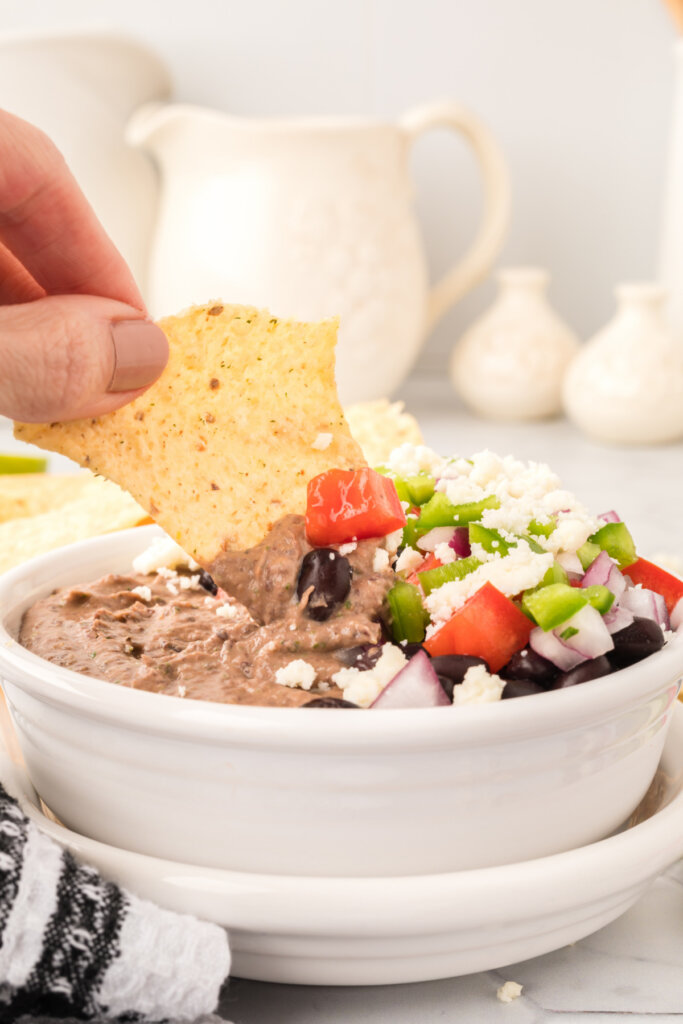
[0,110,145,309]
[0,294,168,423]
[0,241,44,305]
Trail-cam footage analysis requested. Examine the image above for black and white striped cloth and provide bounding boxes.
[0,783,231,1022]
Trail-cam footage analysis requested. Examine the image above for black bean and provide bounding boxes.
[336,644,383,670]
[303,697,359,708]
[502,679,547,699]
[198,569,218,595]
[551,655,613,689]
[608,616,666,669]
[430,654,488,682]
[297,549,352,621]
[402,642,431,660]
[500,647,558,687]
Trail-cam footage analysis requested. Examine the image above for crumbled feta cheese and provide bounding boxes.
[176,574,201,591]
[215,603,239,619]
[386,443,445,479]
[395,547,425,574]
[166,581,179,596]
[311,432,333,451]
[373,548,390,572]
[383,528,404,554]
[133,535,199,574]
[130,585,152,602]
[332,644,408,707]
[275,659,317,690]
[338,541,357,555]
[177,685,187,698]
[425,541,553,627]
[157,566,177,579]
[452,664,505,705]
[433,541,456,564]
[497,981,523,1003]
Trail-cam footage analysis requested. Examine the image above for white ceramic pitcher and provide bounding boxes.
[128,101,510,402]
[0,29,171,292]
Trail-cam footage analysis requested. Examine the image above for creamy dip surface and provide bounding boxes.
[20,516,394,707]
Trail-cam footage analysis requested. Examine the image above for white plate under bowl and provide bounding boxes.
[2,703,682,987]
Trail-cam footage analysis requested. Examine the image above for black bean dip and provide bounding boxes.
[20,516,394,707]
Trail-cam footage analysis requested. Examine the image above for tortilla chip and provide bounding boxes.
[0,473,95,524]
[15,304,366,562]
[344,399,424,467]
[0,476,149,574]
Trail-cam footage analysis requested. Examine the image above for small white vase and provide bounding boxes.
[449,267,580,420]
[563,283,683,445]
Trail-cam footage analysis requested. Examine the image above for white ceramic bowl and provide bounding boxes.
[1,525,682,878]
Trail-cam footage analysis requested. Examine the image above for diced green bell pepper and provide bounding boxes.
[588,522,637,569]
[577,540,602,570]
[540,562,569,587]
[401,516,422,550]
[418,555,482,596]
[386,581,429,643]
[582,584,615,614]
[418,493,500,532]
[528,517,556,538]
[521,582,588,631]
[404,474,435,506]
[468,523,513,556]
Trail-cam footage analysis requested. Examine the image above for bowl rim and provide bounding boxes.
[1,525,682,751]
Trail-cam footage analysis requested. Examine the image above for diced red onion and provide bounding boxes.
[370,651,451,708]
[561,604,615,659]
[530,604,614,671]
[671,597,683,631]
[620,586,670,630]
[449,527,471,558]
[530,626,587,671]
[417,527,456,553]
[598,510,621,523]
[603,605,635,634]
[581,549,626,601]
[557,551,584,574]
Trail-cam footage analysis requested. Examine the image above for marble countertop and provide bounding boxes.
[3,378,683,1021]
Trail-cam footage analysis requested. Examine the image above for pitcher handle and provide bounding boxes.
[400,101,510,333]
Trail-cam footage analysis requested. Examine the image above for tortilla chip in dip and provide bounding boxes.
[15,304,366,562]
[0,476,149,574]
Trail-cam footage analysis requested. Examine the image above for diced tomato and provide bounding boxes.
[306,467,407,546]
[423,582,533,672]
[406,552,442,587]
[622,557,683,614]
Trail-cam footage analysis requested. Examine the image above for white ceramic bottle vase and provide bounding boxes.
[450,267,580,420]
[563,283,683,444]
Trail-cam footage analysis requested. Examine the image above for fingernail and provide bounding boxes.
[108,320,169,392]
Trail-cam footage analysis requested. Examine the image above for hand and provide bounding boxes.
[0,110,168,423]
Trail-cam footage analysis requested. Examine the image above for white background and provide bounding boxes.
[0,0,677,379]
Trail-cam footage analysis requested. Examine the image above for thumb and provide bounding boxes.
[0,293,169,423]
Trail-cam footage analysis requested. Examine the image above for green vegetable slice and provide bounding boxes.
[582,584,615,614]
[521,582,588,631]
[588,522,637,569]
[401,516,422,550]
[386,581,429,643]
[468,523,513,556]
[528,517,556,538]
[540,562,569,587]
[577,540,602,570]
[418,493,500,531]
[418,555,482,596]
[0,454,48,474]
